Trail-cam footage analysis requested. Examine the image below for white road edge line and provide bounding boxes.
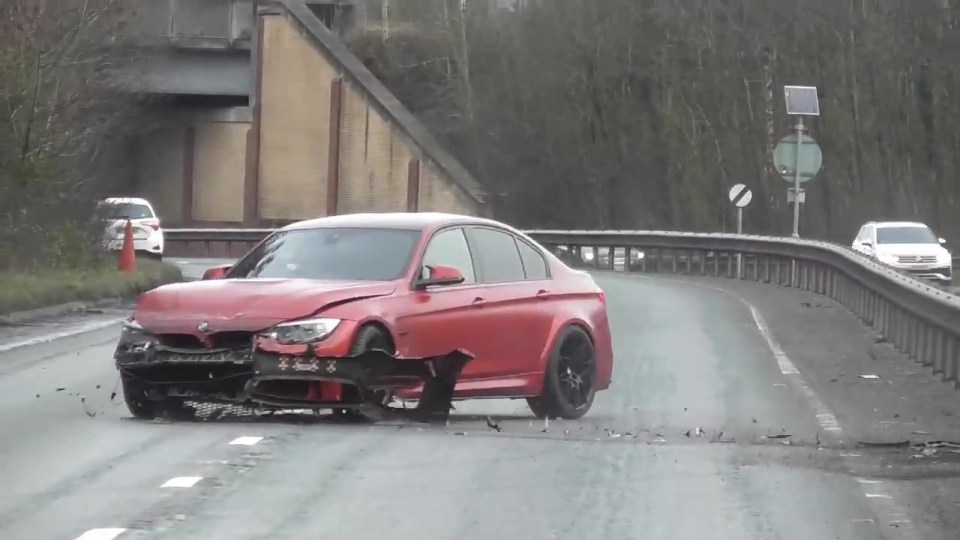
[161,476,203,488]
[229,436,264,446]
[74,528,127,540]
[0,317,126,353]
[608,274,921,536]
[746,304,844,434]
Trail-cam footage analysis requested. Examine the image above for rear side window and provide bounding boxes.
[517,240,548,280]
[467,227,525,283]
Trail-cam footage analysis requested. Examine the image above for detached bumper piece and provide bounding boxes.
[115,344,255,405]
[251,349,473,421]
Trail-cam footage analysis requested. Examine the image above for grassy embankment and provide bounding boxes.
[0,258,183,316]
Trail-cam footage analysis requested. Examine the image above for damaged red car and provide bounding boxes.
[114,212,614,422]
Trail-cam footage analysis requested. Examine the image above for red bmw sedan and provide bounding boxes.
[114,213,613,422]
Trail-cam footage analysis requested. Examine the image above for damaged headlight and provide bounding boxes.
[266,318,341,345]
[119,319,155,351]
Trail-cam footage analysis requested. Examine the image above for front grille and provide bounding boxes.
[158,331,254,351]
[897,255,937,264]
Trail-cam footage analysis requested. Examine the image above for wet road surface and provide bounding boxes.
[2,270,960,539]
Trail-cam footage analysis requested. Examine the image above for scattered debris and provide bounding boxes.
[765,434,792,439]
[485,416,502,432]
[857,440,910,449]
[800,301,833,309]
[711,431,736,443]
[453,432,466,436]
[695,426,705,437]
[80,395,96,418]
[859,374,881,380]
[685,430,691,438]
[55,387,65,392]
[909,441,960,459]
[911,430,930,436]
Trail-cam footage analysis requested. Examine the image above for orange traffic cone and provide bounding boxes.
[118,219,137,272]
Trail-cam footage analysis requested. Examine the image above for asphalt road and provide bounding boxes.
[3,266,960,539]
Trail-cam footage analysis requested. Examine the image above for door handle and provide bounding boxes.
[536,289,551,299]
[471,296,485,306]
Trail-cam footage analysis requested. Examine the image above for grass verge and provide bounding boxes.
[0,259,184,316]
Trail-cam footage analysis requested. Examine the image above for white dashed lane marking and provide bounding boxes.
[161,476,204,488]
[74,528,127,540]
[229,436,264,446]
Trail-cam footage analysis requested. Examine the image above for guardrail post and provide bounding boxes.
[934,328,946,375]
[946,337,958,384]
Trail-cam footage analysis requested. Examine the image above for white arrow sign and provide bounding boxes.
[728,183,753,208]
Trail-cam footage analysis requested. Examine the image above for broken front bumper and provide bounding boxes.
[115,344,473,418]
[249,349,473,417]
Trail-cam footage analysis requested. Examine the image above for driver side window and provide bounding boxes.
[421,228,476,284]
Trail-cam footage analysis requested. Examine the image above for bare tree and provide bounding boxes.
[0,0,151,268]
[349,0,960,243]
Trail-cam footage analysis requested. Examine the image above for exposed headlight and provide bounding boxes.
[266,318,341,345]
[582,250,595,261]
[937,251,952,266]
[119,319,155,349]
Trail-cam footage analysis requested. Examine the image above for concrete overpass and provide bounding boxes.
[110,0,489,227]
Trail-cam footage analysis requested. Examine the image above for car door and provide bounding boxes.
[462,226,555,381]
[393,227,488,372]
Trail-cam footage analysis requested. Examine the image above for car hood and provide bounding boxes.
[133,278,396,333]
[875,243,950,258]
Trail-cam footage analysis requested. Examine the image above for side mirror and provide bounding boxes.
[939,237,947,245]
[201,265,231,280]
[414,265,465,290]
[861,241,873,249]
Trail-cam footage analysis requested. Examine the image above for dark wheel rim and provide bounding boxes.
[557,332,595,409]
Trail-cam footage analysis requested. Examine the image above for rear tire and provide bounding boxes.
[333,325,395,421]
[526,325,597,420]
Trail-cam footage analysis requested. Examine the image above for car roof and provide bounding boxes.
[870,221,929,229]
[282,212,508,232]
[103,196,153,207]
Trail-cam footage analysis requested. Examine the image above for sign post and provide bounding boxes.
[774,85,822,238]
[728,183,753,277]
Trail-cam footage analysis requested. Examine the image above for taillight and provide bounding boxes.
[143,219,160,231]
[599,291,606,305]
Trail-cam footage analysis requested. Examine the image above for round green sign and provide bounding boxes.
[773,133,823,184]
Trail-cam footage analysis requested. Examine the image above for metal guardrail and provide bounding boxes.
[164,227,960,386]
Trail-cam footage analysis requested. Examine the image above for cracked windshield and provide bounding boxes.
[4,1,960,539]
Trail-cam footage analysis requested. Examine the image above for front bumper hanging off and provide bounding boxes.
[116,345,474,421]
[250,348,473,418]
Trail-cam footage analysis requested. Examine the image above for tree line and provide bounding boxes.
[351,0,960,243]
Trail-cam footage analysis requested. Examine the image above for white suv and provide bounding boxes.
[100,197,165,260]
[852,221,952,285]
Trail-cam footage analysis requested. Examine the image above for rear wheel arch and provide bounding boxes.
[536,317,595,371]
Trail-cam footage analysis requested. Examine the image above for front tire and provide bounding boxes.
[527,325,597,420]
[333,325,395,421]
[121,377,157,419]
[121,376,193,420]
